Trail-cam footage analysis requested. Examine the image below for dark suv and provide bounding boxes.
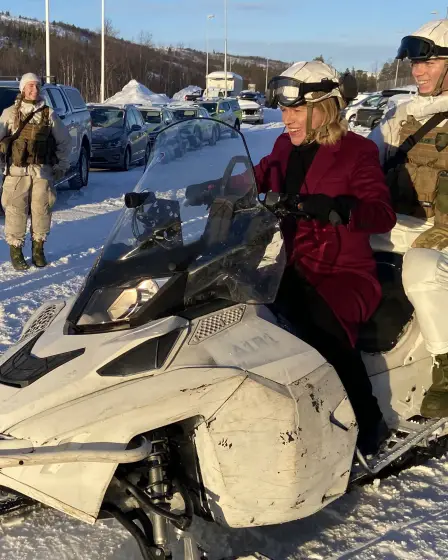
[355,88,416,129]
[0,77,92,190]
[88,104,150,170]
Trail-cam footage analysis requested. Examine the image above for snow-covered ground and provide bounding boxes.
[1,112,447,560]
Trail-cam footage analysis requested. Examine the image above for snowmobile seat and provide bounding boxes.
[356,252,414,354]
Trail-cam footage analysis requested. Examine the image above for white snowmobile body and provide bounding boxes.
[0,120,441,545]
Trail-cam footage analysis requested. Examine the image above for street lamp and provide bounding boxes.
[206,14,215,83]
[45,0,50,82]
[265,56,269,92]
[224,0,228,98]
[101,0,105,103]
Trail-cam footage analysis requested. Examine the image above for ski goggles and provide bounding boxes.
[265,76,339,109]
[397,36,448,61]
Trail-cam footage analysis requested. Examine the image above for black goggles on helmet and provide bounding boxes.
[397,35,448,61]
[265,72,358,109]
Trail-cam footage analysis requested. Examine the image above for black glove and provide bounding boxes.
[185,180,219,207]
[300,194,356,225]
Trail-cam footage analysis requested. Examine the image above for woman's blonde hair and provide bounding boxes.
[312,96,348,146]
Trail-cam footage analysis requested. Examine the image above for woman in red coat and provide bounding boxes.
[261,61,396,454]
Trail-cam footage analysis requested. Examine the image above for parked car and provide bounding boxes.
[169,104,220,148]
[136,105,187,160]
[238,90,265,105]
[355,87,417,129]
[197,98,241,136]
[342,92,381,124]
[88,104,150,170]
[0,77,92,190]
[239,99,264,124]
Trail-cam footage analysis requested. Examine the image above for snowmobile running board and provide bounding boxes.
[355,417,448,476]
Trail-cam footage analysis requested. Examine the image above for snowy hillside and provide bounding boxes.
[0,117,447,559]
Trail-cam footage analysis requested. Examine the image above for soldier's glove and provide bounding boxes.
[412,225,448,251]
[52,164,66,182]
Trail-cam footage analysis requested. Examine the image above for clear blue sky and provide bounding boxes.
[2,0,448,70]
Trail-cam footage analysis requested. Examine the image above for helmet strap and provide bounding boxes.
[424,59,448,97]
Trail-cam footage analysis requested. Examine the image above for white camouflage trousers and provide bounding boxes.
[1,175,56,247]
[403,248,448,356]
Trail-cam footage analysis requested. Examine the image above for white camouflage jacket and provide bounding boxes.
[0,96,71,180]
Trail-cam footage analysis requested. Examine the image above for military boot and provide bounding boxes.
[9,246,30,271]
[32,240,47,268]
[421,353,448,418]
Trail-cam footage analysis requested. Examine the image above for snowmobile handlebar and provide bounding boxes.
[262,192,343,227]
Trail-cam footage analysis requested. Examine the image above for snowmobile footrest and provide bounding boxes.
[356,417,447,476]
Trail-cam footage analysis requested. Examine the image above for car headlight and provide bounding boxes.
[77,278,169,326]
[108,139,122,148]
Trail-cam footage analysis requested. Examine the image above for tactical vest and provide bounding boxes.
[11,106,58,167]
[386,115,448,224]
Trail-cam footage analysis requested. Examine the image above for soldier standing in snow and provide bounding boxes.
[0,73,71,270]
[370,20,448,419]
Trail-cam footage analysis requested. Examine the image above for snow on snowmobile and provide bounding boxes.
[0,118,446,560]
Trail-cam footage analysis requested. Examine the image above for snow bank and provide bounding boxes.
[172,85,202,101]
[105,79,170,106]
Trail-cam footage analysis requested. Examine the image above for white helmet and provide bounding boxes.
[397,20,448,96]
[411,20,448,51]
[266,60,357,109]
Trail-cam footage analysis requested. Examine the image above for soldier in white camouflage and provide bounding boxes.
[370,20,448,418]
[0,73,71,270]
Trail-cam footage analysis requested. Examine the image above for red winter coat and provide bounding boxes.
[254,132,396,346]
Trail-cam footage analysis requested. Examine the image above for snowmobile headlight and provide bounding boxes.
[77,278,169,326]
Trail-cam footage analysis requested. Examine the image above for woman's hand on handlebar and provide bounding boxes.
[299,194,356,226]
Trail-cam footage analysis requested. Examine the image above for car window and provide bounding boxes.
[140,109,161,124]
[133,108,144,126]
[222,102,230,112]
[162,110,171,124]
[41,89,52,107]
[172,109,197,119]
[63,88,87,110]
[201,102,217,114]
[0,87,20,115]
[362,96,381,108]
[126,109,137,128]
[89,107,125,129]
[48,88,68,113]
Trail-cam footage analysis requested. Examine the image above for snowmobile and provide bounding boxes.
[0,118,446,560]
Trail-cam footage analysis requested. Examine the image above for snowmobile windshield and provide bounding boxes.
[68,118,285,332]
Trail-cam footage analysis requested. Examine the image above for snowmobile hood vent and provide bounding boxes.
[189,305,246,345]
[19,301,66,343]
[0,333,85,388]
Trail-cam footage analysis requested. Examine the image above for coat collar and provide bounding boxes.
[299,137,342,194]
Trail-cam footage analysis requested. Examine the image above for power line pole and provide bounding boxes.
[224,0,228,97]
[101,0,105,102]
[45,0,50,82]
